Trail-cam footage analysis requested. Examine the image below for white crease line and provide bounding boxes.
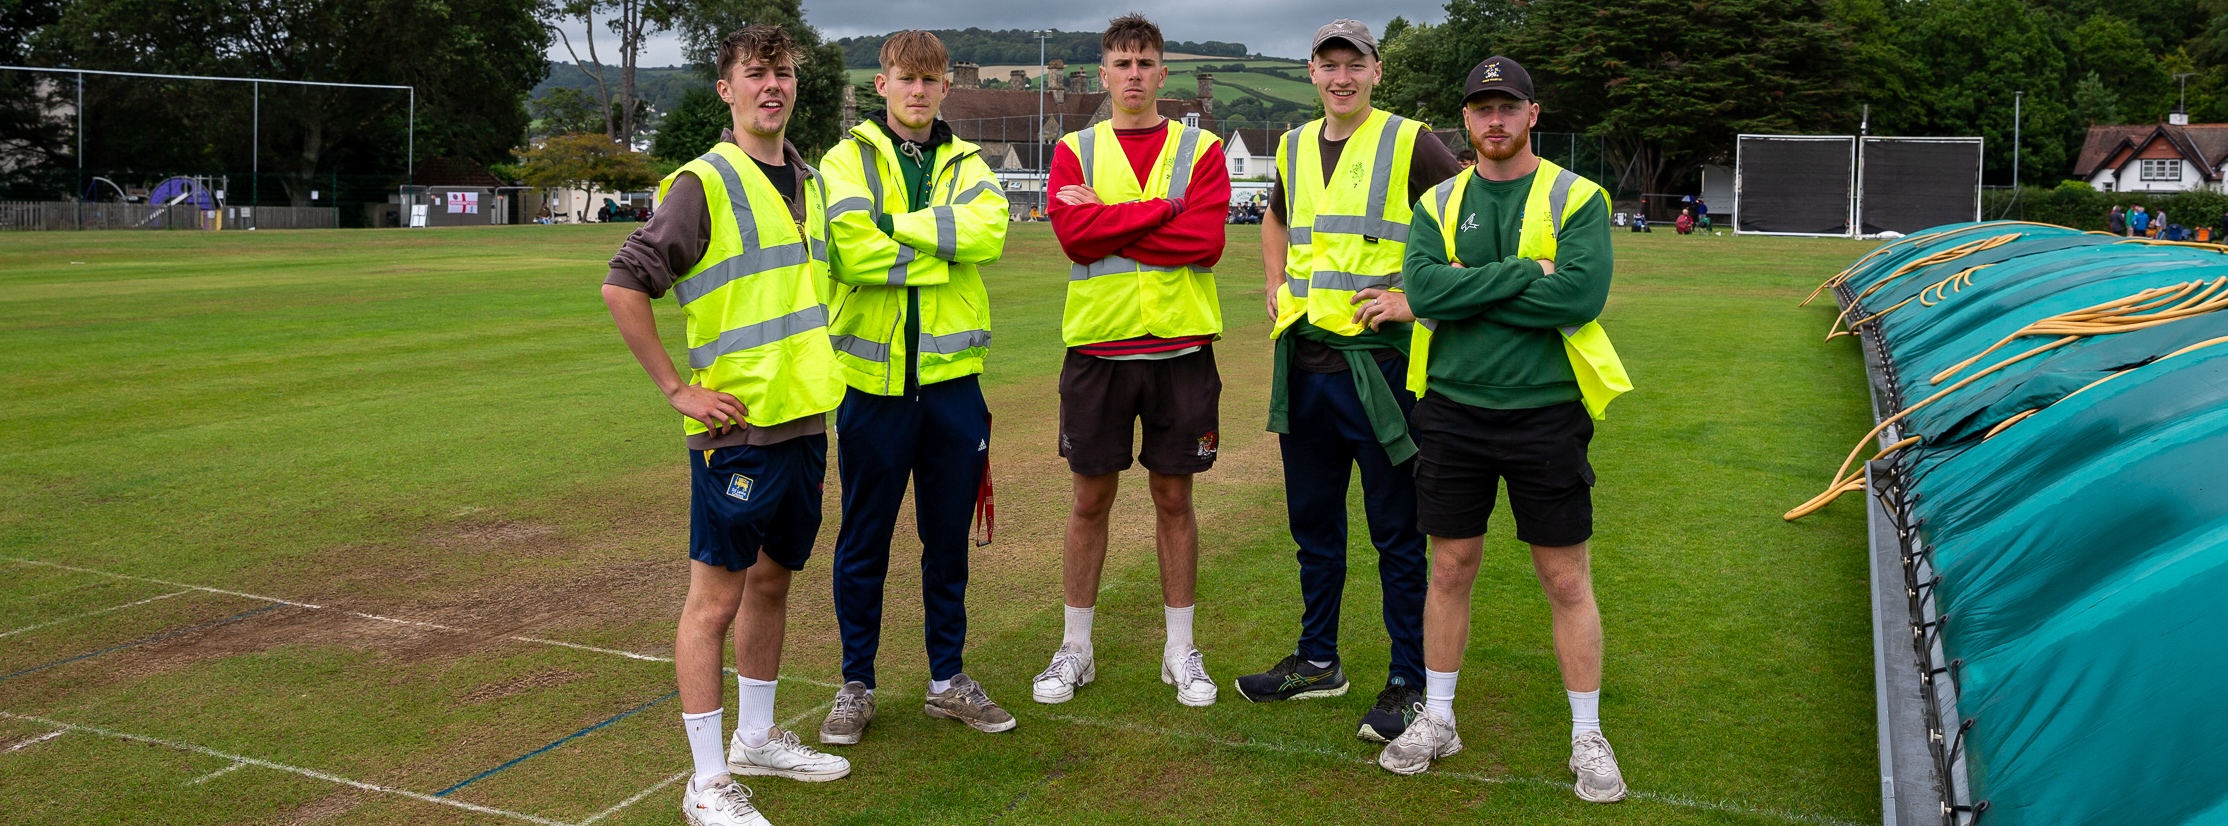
[0,589,195,639]
[188,759,248,785]
[576,769,688,825]
[578,698,836,826]
[0,712,566,826]
[1037,712,1864,826]
[4,558,320,609]
[4,728,67,753]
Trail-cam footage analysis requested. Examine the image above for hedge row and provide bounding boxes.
[1983,183,2228,233]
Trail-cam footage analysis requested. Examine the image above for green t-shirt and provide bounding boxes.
[1402,166,1613,410]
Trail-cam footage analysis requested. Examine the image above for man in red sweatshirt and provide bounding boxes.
[1030,13,1232,709]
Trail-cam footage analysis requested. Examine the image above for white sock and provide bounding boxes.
[1568,688,1602,737]
[1306,659,1333,669]
[1424,668,1459,724]
[736,675,776,748]
[1063,604,1094,654]
[1163,603,1195,655]
[929,678,952,695]
[681,708,726,787]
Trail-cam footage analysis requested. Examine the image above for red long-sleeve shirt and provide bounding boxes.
[1050,120,1229,355]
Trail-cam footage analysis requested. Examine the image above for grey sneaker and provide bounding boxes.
[1570,730,1628,802]
[1377,703,1462,775]
[924,673,1017,733]
[1031,643,1095,704]
[817,681,875,746]
[726,725,850,782]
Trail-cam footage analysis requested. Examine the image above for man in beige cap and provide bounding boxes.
[1238,18,1460,743]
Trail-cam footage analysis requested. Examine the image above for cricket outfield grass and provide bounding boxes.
[2,223,1879,824]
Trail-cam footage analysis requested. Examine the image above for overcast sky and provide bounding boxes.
[544,0,1453,68]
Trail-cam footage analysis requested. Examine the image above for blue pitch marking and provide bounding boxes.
[0,602,288,682]
[435,689,680,798]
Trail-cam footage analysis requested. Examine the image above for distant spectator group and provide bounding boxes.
[2107,203,2224,242]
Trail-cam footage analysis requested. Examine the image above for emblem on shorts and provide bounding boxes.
[727,474,754,501]
[978,439,988,451]
[1197,431,1219,457]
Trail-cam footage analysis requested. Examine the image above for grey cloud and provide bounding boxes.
[547,0,1452,66]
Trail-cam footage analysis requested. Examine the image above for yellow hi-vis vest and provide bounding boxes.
[1408,158,1633,419]
[660,143,845,433]
[1058,119,1225,347]
[1273,109,1427,338]
[819,122,1007,395]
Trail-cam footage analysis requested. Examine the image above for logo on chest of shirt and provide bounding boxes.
[1459,213,1480,233]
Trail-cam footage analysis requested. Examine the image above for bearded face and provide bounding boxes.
[1463,95,1537,163]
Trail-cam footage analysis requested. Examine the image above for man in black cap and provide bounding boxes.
[1354,55,1631,803]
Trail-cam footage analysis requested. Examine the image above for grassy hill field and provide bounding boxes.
[2,223,1881,824]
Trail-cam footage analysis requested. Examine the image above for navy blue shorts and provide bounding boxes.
[688,435,827,571]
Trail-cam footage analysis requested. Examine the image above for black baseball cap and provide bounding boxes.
[1463,56,1533,102]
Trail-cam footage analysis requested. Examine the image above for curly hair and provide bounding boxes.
[1101,14,1164,60]
[716,25,802,80]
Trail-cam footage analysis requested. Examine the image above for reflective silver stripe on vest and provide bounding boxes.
[1165,125,1203,201]
[687,304,829,369]
[1310,271,1397,291]
[1434,178,1457,220]
[932,205,957,261]
[675,244,814,305]
[827,197,873,219]
[1362,116,1407,228]
[955,180,998,204]
[1304,115,1412,243]
[830,333,889,363]
[858,140,884,217]
[1289,226,1312,245]
[1547,168,1579,236]
[1419,318,1438,331]
[811,237,827,263]
[1284,127,1303,221]
[1078,128,1096,187]
[1312,214,1410,243]
[918,328,991,355]
[1070,255,1182,281]
[702,151,759,249]
[888,245,916,286]
[677,152,809,306]
[1286,275,1311,297]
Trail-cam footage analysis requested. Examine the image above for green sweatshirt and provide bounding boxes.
[1402,168,1613,410]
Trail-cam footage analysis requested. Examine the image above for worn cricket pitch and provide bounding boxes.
[1,223,1879,824]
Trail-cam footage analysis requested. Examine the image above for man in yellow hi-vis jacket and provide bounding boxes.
[811,31,1013,748]
[1355,56,1632,803]
[602,25,853,826]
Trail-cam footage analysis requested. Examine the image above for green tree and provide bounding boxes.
[2072,70,2123,125]
[0,0,69,198]
[533,87,607,137]
[2068,14,2171,121]
[1377,0,1525,127]
[652,85,729,163]
[1894,0,2074,184]
[522,132,659,193]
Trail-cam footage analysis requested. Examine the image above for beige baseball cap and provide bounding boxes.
[1311,19,1377,58]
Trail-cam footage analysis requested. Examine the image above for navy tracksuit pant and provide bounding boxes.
[1280,356,1428,686]
[831,375,990,689]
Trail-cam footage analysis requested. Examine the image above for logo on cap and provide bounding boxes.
[1481,63,1503,82]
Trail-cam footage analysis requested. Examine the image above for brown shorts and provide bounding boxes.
[1057,346,1222,476]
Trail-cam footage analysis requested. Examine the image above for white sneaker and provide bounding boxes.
[1032,643,1096,704]
[726,726,851,782]
[1377,703,1462,775]
[1570,730,1628,802]
[681,776,773,826]
[1160,647,1218,707]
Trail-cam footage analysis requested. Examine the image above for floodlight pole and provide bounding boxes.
[2011,91,2021,192]
[76,71,83,230]
[252,81,259,229]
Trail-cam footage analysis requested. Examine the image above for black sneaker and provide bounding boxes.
[1232,654,1349,702]
[1357,676,1424,742]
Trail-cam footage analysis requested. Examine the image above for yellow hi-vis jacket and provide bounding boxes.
[1408,158,1633,419]
[660,142,845,433]
[1272,109,1428,338]
[819,122,1007,395]
[1058,119,1224,347]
